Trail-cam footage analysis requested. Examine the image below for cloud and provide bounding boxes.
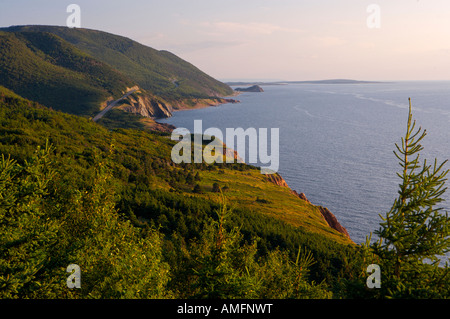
[358,41,376,50]
[165,40,247,53]
[310,36,347,47]
[198,21,304,36]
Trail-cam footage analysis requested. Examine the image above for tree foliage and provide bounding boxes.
[364,99,450,298]
[0,142,171,298]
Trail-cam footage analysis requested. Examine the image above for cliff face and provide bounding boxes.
[265,173,289,187]
[292,190,311,203]
[118,92,240,120]
[119,92,173,118]
[222,144,244,163]
[318,206,350,239]
[170,97,240,112]
[265,173,351,240]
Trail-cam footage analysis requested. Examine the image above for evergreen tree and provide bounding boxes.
[370,99,450,298]
[0,142,61,298]
[183,195,259,298]
[0,143,171,298]
[185,172,194,185]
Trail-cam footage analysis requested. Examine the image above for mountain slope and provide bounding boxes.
[0,25,235,124]
[0,30,134,115]
[1,25,234,100]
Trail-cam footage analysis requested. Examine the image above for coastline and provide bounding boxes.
[151,92,240,129]
[152,91,353,242]
[168,91,241,113]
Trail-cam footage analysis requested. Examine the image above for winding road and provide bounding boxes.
[92,89,137,122]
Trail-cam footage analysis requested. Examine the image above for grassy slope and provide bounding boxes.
[196,169,351,245]
[0,31,134,116]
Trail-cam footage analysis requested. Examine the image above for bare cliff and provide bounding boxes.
[117,90,240,120]
[317,206,351,239]
[119,91,173,118]
[170,97,239,111]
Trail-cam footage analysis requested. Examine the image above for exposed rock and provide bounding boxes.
[265,174,351,240]
[119,92,173,118]
[234,85,264,92]
[292,190,311,203]
[265,173,289,187]
[318,206,351,239]
[124,85,140,93]
[222,98,240,104]
[170,97,240,111]
[222,144,244,163]
[298,192,310,203]
[99,96,115,111]
[116,88,240,120]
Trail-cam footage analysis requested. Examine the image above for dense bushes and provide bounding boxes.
[0,144,170,298]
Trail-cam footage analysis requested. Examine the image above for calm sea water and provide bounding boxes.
[158,81,450,246]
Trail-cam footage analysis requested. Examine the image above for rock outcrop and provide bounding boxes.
[119,92,173,118]
[265,174,310,203]
[170,97,240,111]
[104,83,241,122]
[318,206,351,239]
[222,144,244,163]
[292,190,311,204]
[264,173,351,240]
[265,173,290,188]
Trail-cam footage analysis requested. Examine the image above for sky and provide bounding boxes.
[1,0,450,81]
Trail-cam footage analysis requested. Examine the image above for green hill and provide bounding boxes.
[0,30,134,115]
[0,86,358,299]
[1,25,234,100]
[0,25,235,126]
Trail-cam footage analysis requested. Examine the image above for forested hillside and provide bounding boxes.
[3,25,234,98]
[0,86,365,298]
[0,30,134,115]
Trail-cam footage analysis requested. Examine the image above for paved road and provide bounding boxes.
[92,89,137,122]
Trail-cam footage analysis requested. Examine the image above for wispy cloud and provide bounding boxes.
[197,21,305,36]
[165,40,247,53]
[310,36,347,48]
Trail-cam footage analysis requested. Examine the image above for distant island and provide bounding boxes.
[234,85,264,92]
[227,79,386,86]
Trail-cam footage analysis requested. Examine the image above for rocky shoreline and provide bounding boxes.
[148,93,352,241]
[265,173,351,240]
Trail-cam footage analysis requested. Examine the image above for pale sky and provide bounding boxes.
[1,0,450,81]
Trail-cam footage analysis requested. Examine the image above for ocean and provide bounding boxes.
[158,81,450,246]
